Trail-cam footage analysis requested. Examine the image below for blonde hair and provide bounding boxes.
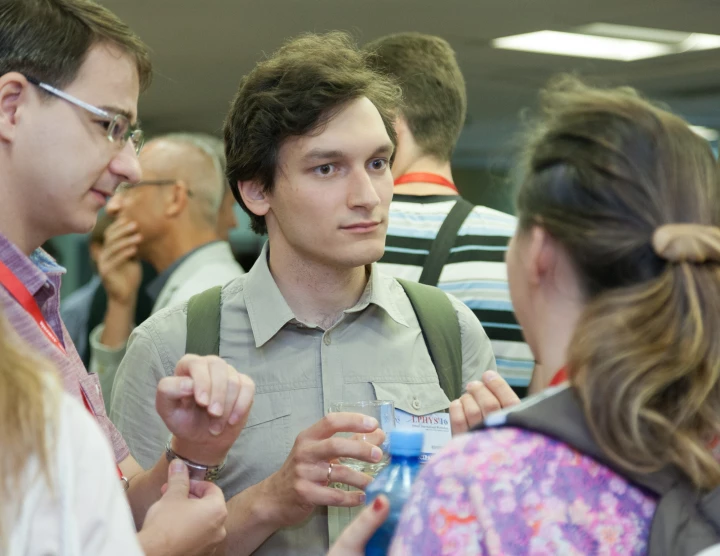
[0,311,60,543]
[516,76,720,489]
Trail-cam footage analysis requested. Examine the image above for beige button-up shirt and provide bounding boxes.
[111,243,495,555]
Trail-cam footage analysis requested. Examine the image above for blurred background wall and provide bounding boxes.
[52,0,720,297]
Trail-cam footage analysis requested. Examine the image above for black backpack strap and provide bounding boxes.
[418,198,474,286]
[397,279,462,401]
[647,487,720,556]
[185,286,222,356]
[477,386,720,556]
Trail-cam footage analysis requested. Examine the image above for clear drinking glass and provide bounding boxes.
[328,400,396,478]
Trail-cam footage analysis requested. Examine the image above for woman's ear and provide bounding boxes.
[526,226,556,287]
[529,226,582,300]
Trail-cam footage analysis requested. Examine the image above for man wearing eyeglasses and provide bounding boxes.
[0,1,254,555]
[89,133,245,411]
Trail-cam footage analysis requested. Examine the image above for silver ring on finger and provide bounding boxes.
[326,462,334,486]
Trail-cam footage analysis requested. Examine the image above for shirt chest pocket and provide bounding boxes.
[223,391,292,497]
[371,381,451,417]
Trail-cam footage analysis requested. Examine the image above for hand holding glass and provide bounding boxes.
[328,401,395,478]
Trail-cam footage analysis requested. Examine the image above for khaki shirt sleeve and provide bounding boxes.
[448,293,497,392]
[109,316,177,471]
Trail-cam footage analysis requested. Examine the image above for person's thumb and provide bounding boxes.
[163,459,190,500]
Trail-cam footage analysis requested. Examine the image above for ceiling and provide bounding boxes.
[102,0,720,167]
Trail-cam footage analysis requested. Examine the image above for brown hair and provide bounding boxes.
[223,31,402,235]
[516,76,720,489]
[0,312,60,544]
[0,0,152,91]
[363,32,467,162]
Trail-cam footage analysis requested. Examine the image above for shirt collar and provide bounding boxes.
[344,263,408,327]
[0,232,65,296]
[146,240,221,302]
[243,243,297,348]
[244,242,407,348]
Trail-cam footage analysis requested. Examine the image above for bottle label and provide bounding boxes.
[395,410,452,463]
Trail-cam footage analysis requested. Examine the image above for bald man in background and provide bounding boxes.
[204,134,239,242]
[89,133,244,411]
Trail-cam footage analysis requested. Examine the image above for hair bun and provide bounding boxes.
[652,224,720,264]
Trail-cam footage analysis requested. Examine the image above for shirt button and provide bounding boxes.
[412,398,421,410]
[323,335,331,346]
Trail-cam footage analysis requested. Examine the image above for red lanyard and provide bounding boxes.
[0,260,66,354]
[394,172,458,193]
[0,259,124,479]
[549,366,568,387]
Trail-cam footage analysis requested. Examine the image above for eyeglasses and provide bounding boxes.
[25,76,144,154]
[116,179,194,197]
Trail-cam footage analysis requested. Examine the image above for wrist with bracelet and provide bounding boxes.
[165,437,227,482]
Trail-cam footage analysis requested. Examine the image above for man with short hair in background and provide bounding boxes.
[91,132,244,408]
[217,182,240,241]
[205,133,240,242]
[366,33,535,407]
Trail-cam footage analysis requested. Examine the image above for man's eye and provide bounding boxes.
[314,164,335,176]
[97,120,111,131]
[370,159,388,170]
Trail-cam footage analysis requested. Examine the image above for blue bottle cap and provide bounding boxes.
[388,429,424,457]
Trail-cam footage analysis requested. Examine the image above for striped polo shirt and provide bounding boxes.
[0,232,129,463]
[378,194,534,391]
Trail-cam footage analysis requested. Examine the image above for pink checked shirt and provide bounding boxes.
[0,233,129,463]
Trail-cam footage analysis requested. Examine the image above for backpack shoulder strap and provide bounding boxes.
[397,279,462,400]
[648,486,720,556]
[478,386,720,556]
[185,285,222,356]
[419,197,474,286]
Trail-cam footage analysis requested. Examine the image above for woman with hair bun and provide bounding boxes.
[387,77,720,555]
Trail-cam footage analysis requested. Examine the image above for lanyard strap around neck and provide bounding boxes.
[0,259,124,479]
[0,259,66,354]
[549,366,568,387]
[393,172,458,193]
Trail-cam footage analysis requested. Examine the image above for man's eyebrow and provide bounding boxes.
[372,143,395,157]
[302,143,395,162]
[302,148,345,162]
[99,105,137,125]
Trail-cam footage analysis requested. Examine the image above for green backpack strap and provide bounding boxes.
[397,279,463,401]
[185,286,222,356]
[184,281,462,399]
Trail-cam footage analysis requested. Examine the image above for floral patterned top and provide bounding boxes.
[390,427,657,555]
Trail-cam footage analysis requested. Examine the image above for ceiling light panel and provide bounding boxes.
[492,25,720,61]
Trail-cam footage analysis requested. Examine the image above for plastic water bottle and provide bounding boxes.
[364,429,424,556]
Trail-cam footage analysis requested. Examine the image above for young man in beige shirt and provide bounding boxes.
[112,31,519,555]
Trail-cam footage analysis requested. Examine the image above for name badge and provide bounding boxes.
[395,409,452,463]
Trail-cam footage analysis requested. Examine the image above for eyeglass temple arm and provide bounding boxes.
[24,75,112,120]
